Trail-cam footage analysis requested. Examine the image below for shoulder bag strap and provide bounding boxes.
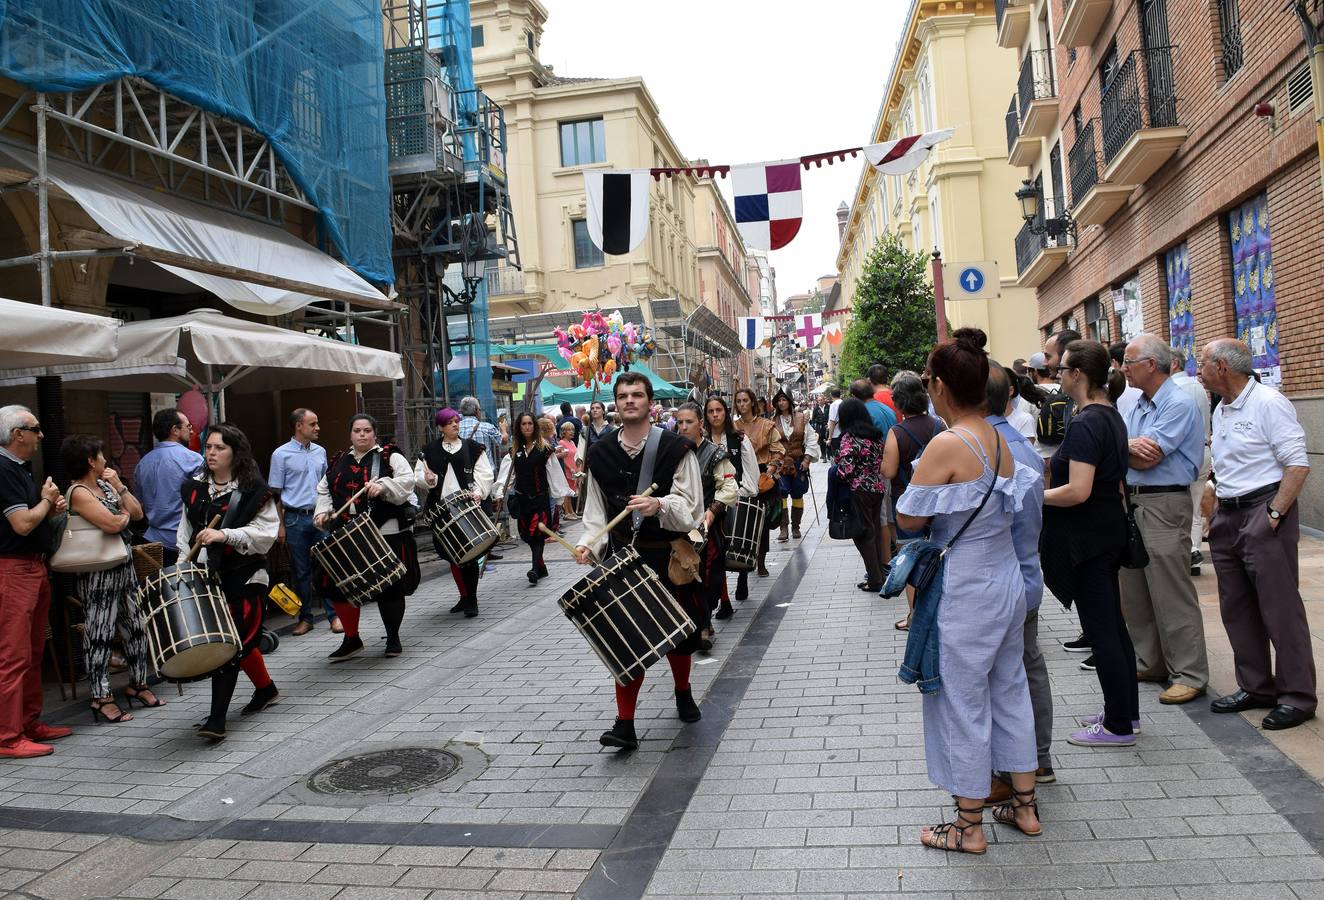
[940,435,1002,557]
[632,426,663,532]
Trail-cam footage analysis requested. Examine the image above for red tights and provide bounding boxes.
[614,653,691,720]
[240,650,272,690]
[332,600,361,638]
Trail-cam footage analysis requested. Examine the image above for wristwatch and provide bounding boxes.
[1268,505,1283,522]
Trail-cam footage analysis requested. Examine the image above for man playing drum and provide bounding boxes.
[574,372,704,751]
[315,414,418,661]
[178,423,280,741]
[415,408,493,618]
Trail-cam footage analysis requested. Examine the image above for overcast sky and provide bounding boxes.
[537,0,911,307]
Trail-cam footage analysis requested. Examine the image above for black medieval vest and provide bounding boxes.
[585,428,693,547]
[325,444,408,528]
[181,475,271,593]
[420,437,482,511]
[511,444,551,501]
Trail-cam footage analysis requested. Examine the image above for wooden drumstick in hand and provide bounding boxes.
[187,515,222,563]
[583,482,658,550]
[538,523,584,561]
[331,479,378,521]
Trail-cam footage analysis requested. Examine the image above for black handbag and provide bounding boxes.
[1120,489,1150,569]
[828,498,865,540]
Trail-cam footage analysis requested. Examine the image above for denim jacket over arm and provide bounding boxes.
[881,538,946,694]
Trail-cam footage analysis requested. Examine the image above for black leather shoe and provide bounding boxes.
[1210,690,1277,713]
[449,598,467,613]
[240,683,279,716]
[1262,705,1315,730]
[527,568,539,585]
[599,718,638,750]
[714,603,733,621]
[675,688,701,723]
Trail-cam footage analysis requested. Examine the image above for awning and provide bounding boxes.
[0,309,402,393]
[0,148,393,316]
[0,297,119,368]
[544,363,687,404]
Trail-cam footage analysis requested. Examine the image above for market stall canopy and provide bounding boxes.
[0,148,394,316]
[0,309,402,393]
[543,362,687,404]
[0,296,119,368]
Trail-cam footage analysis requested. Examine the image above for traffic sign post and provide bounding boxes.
[941,260,1001,300]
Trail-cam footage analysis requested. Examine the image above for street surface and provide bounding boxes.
[1,470,1322,899]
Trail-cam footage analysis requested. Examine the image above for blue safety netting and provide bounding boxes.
[0,0,393,286]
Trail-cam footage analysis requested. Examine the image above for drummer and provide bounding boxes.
[178,423,280,742]
[314,414,418,661]
[674,402,738,654]
[704,396,758,620]
[574,372,704,751]
[733,388,785,594]
[415,408,493,618]
[495,412,557,585]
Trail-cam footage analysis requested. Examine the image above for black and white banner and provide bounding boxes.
[585,169,650,256]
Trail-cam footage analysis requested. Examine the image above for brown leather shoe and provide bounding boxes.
[330,616,344,634]
[291,620,313,636]
[1137,670,1167,683]
[984,776,1012,805]
[1159,683,1205,705]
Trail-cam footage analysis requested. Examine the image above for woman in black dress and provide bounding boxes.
[502,412,554,584]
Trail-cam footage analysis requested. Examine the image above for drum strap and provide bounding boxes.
[631,426,664,534]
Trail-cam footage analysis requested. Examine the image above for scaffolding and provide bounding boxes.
[381,0,520,447]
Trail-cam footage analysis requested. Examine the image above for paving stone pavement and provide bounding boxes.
[1,468,1322,898]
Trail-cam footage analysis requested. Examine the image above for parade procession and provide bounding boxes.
[2,1,1324,897]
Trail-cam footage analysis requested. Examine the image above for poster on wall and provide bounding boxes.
[1166,242,1195,375]
[1229,192,1280,386]
[1115,278,1144,342]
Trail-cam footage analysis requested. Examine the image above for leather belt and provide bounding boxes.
[284,506,315,516]
[1127,484,1188,495]
[1219,482,1280,509]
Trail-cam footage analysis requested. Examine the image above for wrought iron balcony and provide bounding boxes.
[1217,0,1243,78]
[1015,195,1072,287]
[1068,119,1133,227]
[1100,47,1186,186]
[1005,96,1020,159]
[1016,49,1058,139]
[1058,0,1111,48]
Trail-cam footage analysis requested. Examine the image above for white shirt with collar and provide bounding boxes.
[1211,378,1309,499]
[1170,371,1210,441]
[413,439,495,499]
[315,445,416,534]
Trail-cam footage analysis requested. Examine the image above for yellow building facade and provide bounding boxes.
[835,0,1041,364]
[470,0,698,322]
[693,177,759,387]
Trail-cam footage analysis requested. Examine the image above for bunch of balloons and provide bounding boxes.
[554,310,656,386]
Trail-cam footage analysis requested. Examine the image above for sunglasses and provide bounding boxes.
[14,424,42,434]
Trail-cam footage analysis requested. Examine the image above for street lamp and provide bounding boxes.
[1015,179,1076,242]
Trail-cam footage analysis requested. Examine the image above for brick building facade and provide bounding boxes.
[1002,0,1324,524]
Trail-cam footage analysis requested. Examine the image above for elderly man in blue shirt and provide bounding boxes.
[984,362,1053,795]
[133,408,202,567]
[1119,334,1209,705]
[270,408,334,635]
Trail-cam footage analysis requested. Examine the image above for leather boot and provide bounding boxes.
[599,718,638,750]
[777,519,789,543]
[735,571,749,601]
[675,688,702,723]
[757,553,769,578]
[791,504,803,539]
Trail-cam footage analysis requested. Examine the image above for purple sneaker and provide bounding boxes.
[1068,722,1136,747]
[1077,712,1141,734]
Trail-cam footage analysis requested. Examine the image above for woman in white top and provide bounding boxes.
[703,396,758,617]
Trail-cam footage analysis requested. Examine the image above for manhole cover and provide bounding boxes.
[307,747,461,796]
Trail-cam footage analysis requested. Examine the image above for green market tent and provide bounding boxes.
[545,363,687,403]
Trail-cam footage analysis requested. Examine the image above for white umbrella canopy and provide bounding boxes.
[0,309,402,394]
[0,296,120,369]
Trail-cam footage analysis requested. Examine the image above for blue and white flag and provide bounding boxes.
[738,316,765,350]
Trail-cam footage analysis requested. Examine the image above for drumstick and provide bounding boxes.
[581,482,658,551]
[330,479,379,521]
[186,515,223,563]
[538,523,584,560]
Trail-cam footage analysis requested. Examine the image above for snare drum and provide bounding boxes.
[425,491,499,565]
[311,514,404,607]
[723,496,766,572]
[140,563,240,680]
[558,547,696,685]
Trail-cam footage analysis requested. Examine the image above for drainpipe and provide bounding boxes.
[1292,2,1324,196]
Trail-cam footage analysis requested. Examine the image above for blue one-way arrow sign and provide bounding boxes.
[959,267,985,294]
[941,260,1000,300]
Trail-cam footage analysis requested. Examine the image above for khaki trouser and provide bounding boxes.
[1119,489,1209,689]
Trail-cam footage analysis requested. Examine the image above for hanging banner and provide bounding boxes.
[863,128,956,174]
[738,316,766,350]
[794,313,823,348]
[732,160,803,251]
[584,170,651,256]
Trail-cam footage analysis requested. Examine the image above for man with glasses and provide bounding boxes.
[1119,334,1209,705]
[0,405,71,758]
[135,408,202,567]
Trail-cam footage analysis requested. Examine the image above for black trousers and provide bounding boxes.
[851,491,886,587]
[1072,552,1139,735]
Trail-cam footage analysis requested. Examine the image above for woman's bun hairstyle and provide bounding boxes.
[952,327,988,352]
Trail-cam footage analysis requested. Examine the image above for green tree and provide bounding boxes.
[837,233,939,384]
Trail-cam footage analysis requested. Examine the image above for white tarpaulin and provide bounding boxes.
[0,309,402,394]
[0,149,387,316]
[0,296,119,368]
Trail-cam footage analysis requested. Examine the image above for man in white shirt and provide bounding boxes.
[1110,341,1144,419]
[826,388,843,460]
[1199,339,1315,731]
[1169,349,1211,567]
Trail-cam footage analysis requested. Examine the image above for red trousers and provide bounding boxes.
[0,556,50,744]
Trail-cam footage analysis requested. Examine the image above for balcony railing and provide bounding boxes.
[995,0,1009,33]
[1068,119,1101,206]
[1101,47,1179,165]
[1005,96,1020,158]
[1015,196,1070,276]
[1217,0,1243,78]
[484,266,525,296]
[1017,49,1056,119]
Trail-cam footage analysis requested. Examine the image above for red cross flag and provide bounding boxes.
[795,313,823,348]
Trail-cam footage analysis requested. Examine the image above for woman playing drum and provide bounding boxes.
[704,397,757,619]
[732,388,785,594]
[674,403,737,654]
[315,414,418,661]
[415,408,493,618]
[177,423,280,742]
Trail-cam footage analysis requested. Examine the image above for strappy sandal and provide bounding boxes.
[90,697,132,724]
[992,786,1043,836]
[124,685,166,708]
[920,801,986,854]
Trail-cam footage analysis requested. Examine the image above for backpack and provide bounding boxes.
[1036,392,1073,446]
